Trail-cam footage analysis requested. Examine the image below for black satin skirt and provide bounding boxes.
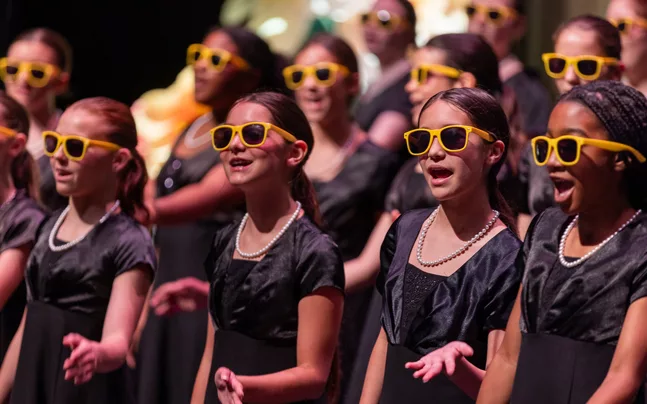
[380,344,475,404]
[205,330,328,404]
[511,333,645,404]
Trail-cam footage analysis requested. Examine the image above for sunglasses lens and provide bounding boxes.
[65,139,85,158]
[533,139,549,163]
[5,64,18,76]
[576,60,599,76]
[407,130,431,155]
[211,54,222,67]
[30,68,45,79]
[315,68,332,82]
[413,68,424,84]
[466,6,477,16]
[548,58,567,74]
[291,71,304,85]
[44,134,59,154]
[191,50,201,62]
[617,21,627,32]
[213,127,234,149]
[557,138,578,163]
[488,11,502,20]
[440,127,468,151]
[361,13,370,24]
[241,124,266,146]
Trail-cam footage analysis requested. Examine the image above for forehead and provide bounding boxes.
[607,0,645,19]
[227,102,273,125]
[372,0,407,16]
[418,100,473,128]
[203,31,239,55]
[548,101,607,139]
[7,40,59,66]
[470,0,515,8]
[555,26,605,56]
[295,44,338,65]
[412,47,448,66]
[56,108,109,140]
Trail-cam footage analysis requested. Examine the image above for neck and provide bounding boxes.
[211,107,229,124]
[436,185,495,239]
[378,52,406,71]
[0,171,16,204]
[29,101,56,129]
[244,182,299,233]
[577,198,636,245]
[311,114,353,148]
[67,184,119,224]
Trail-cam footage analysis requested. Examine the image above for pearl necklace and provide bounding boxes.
[416,207,500,267]
[559,209,642,268]
[183,113,213,149]
[236,202,301,258]
[48,201,121,252]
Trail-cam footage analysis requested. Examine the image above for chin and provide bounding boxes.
[55,184,76,197]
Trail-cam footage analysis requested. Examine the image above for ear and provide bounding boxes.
[614,153,628,173]
[8,133,27,158]
[112,148,132,174]
[511,15,527,41]
[286,140,308,169]
[454,72,477,89]
[487,139,506,166]
[346,72,361,98]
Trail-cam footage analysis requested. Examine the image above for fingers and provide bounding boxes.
[444,355,456,376]
[404,360,425,370]
[421,362,443,383]
[62,333,83,349]
[229,372,244,398]
[412,362,432,379]
[64,343,93,370]
[65,362,95,384]
[126,351,136,369]
[454,341,474,357]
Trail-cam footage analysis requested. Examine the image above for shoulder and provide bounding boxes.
[210,220,239,250]
[293,217,340,256]
[395,208,432,229]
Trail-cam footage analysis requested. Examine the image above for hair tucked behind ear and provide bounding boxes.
[419,88,518,234]
[66,97,149,223]
[0,92,40,201]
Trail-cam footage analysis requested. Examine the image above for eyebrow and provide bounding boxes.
[546,127,589,138]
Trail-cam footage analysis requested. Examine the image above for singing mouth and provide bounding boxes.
[229,158,252,168]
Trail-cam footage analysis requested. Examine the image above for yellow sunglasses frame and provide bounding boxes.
[210,122,298,151]
[531,135,647,167]
[42,131,122,161]
[360,10,408,30]
[186,44,250,71]
[0,58,60,88]
[411,64,462,85]
[0,127,17,137]
[542,53,619,81]
[609,17,647,34]
[282,63,350,90]
[465,4,518,26]
[404,125,495,156]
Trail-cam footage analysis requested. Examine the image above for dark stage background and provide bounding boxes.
[2,0,226,107]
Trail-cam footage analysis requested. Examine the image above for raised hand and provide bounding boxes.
[405,341,474,383]
[214,367,244,404]
[150,277,210,316]
[62,333,102,385]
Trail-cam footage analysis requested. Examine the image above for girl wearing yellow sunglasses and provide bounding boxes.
[607,0,647,96]
[149,92,345,404]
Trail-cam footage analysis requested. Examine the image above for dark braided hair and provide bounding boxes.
[559,80,647,209]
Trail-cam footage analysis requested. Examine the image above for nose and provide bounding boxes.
[52,142,67,163]
[564,65,581,86]
[545,146,563,170]
[405,77,418,93]
[228,130,246,152]
[427,136,446,161]
[301,72,319,90]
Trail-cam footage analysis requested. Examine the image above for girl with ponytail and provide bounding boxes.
[150,91,345,404]
[361,87,521,403]
[0,92,47,366]
[0,97,156,404]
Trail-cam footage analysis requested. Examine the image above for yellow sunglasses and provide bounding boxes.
[0,127,17,137]
[609,17,647,34]
[210,122,297,151]
[531,135,646,167]
[465,4,518,26]
[404,125,495,156]
[186,44,250,71]
[282,63,349,90]
[360,10,408,30]
[410,64,462,85]
[542,53,619,81]
[43,131,122,161]
[0,58,60,88]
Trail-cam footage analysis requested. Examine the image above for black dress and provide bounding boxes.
[378,209,522,403]
[11,212,156,404]
[311,140,399,403]
[203,216,345,404]
[504,69,552,137]
[511,208,647,404]
[384,158,437,214]
[0,190,47,363]
[137,125,243,404]
[37,156,67,212]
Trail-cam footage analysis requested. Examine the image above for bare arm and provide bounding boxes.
[235,287,344,403]
[367,111,411,152]
[0,309,26,401]
[344,212,393,294]
[191,314,215,404]
[587,297,647,404]
[152,164,243,226]
[0,246,30,310]
[127,284,153,368]
[359,327,389,404]
[476,287,524,404]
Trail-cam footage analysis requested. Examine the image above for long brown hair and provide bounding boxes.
[66,97,149,223]
[14,28,73,73]
[0,92,40,200]
[419,88,517,234]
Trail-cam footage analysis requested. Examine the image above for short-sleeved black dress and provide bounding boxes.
[378,209,522,403]
[203,216,345,404]
[0,190,47,363]
[511,208,647,404]
[10,212,156,404]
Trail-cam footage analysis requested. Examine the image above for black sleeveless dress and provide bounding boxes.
[11,212,156,404]
[137,123,243,404]
[378,209,522,403]
[203,217,345,404]
[0,190,47,363]
[511,208,647,404]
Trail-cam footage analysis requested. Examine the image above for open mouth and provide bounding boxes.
[428,166,453,185]
[54,168,73,181]
[551,178,575,203]
[229,158,252,170]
